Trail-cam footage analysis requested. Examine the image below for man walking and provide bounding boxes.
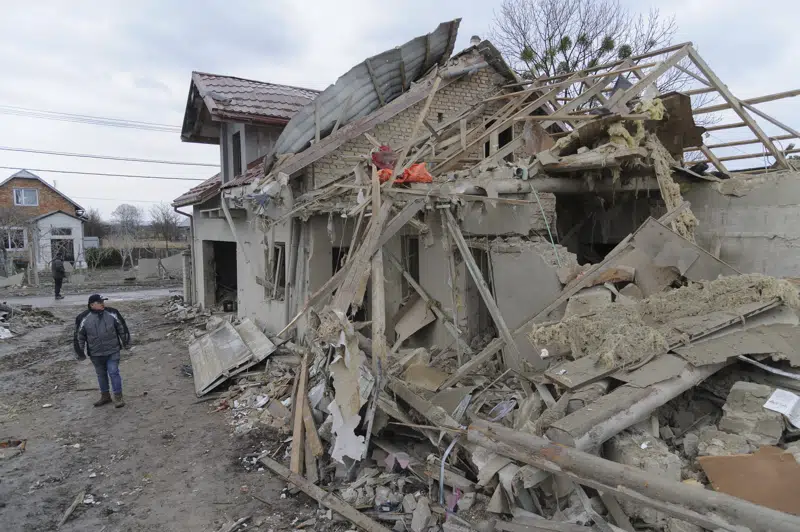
[52,253,66,300]
[74,295,131,407]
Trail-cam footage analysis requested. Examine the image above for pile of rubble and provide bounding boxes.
[180,36,800,530]
[162,295,229,347]
[186,113,800,532]
[0,303,61,338]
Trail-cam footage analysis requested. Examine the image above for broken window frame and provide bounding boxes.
[50,227,72,236]
[265,242,286,301]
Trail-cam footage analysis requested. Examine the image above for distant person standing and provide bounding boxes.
[52,253,66,300]
[74,294,131,407]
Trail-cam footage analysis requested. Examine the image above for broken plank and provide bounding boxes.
[303,436,319,485]
[376,199,425,250]
[389,379,462,434]
[58,490,85,528]
[259,455,393,532]
[600,492,635,532]
[290,354,308,474]
[303,395,324,458]
[385,76,442,187]
[332,200,394,312]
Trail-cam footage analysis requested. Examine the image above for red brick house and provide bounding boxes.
[0,170,87,272]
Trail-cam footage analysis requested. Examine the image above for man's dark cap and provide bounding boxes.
[88,294,107,305]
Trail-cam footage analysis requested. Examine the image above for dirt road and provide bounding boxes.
[0,298,317,531]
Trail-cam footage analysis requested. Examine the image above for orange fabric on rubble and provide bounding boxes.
[377,163,433,184]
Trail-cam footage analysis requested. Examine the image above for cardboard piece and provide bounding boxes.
[698,447,800,516]
[393,295,436,346]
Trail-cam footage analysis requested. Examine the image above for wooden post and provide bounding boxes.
[290,354,308,474]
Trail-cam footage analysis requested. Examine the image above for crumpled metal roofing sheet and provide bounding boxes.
[193,72,319,124]
[272,19,461,157]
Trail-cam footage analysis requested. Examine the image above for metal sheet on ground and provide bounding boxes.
[234,318,277,362]
[189,321,252,396]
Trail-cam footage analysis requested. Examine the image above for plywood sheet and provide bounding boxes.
[698,447,800,516]
[545,355,616,390]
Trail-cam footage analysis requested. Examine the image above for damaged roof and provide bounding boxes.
[269,19,461,158]
[181,72,319,143]
[172,172,221,207]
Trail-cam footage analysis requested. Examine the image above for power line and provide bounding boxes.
[0,105,181,133]
[0,166,204,181]
[0,145,218,167]
[71,196,166,204]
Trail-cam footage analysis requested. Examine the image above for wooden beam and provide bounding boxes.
[459,118,467,151]
[689,47,789,169]
[675,64,711,87]
[692,147,800,165]
[517,113,650,122]
[504,43,691,86]
[742,102,800,139]
[290,354,308,474]
[698,145,729,174]
[303,395,324,458]
[423,118,442,141]
[376,199,425,250]
[605,46,690,110]
[682,86,716,97]
[365,59,386,106]
[423,33,431,72]
[538,59,634,129]
[371,166,388,376]
[693,88,800,115]
[685,134,796,150]
[259,455,393,532]
[444,210,532,373]
[704,121,746,132]
[384,76,442,187]
[384,252,472,355]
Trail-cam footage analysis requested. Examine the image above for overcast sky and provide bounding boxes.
[0,1,796,219]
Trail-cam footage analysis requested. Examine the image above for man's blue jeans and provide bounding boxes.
[90,353,122,395]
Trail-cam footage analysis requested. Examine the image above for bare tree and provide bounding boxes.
[84,207,108,238]
[111,204,142,269]
[0,207,34,277]
[149,203,182,249]
[490,0,718,119]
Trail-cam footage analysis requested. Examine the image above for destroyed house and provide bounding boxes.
[175,18,800,532]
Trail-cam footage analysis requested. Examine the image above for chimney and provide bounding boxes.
[470,35,481,46]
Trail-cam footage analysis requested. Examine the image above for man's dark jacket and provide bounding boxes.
[52,258,66,280]
[73,307,130,359]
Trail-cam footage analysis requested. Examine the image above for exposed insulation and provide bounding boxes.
[529,304,668,369]
[640,273,800,324]
[645,133,698,241]
[529,274,799,369]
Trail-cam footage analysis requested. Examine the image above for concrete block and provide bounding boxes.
[719,381,784,446]
[137,258,160,280]
[564,286,613,318]
[682,432,699,459]
[605,431,681,524]
[697,426,752,457]
[161,253,184,275]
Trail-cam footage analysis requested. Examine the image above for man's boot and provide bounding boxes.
[94,392,112,407]
[113,393,125,408]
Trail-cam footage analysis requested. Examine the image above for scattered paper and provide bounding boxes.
[640,441,650,449]
[42,404,53,408]
[763,388,800,428]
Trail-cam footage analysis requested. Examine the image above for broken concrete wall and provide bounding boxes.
[294,213,405,343]
[459,196,557,236]
[685,170,800,277]
[190,199,290,333]
[490,238,574,370]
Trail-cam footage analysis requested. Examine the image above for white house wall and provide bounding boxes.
[35,212,85,270]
